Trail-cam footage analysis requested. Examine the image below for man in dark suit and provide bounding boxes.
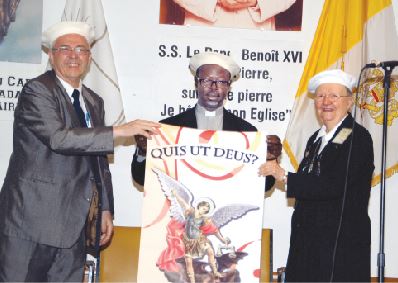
[0,21,159,282]
[259,69,374,282]
[131,51,281,190]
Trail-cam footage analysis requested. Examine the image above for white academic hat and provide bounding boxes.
[308,69,357,93]
[42,21,95,49]
[189,52,240,79]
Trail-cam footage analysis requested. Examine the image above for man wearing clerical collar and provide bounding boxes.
[131,51,282,190]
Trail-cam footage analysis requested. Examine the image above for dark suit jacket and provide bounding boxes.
[0,70,114,249]
[131,106,275,190]
[285,114,374,282]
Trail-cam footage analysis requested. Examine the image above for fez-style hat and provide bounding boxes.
[42,21,95,49]
[189,52,240,79]
[308,69,357,93]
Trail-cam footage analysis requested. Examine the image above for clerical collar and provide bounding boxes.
[195,104,223,117]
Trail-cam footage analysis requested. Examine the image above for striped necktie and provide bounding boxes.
[71,89,87,127]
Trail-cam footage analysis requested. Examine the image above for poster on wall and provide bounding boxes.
[158,0,303,31]
[149,0,306,137]
[0,0,45,185]
[0,0,43,63]
[0,0,43,120]
[149,36,304,138]
[137,124,268,283]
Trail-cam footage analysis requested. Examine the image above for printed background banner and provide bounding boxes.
[138,124,267,283]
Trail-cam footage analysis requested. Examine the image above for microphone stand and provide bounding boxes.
[377,65,394,283]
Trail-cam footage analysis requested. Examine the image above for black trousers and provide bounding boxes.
[0,230,86,282]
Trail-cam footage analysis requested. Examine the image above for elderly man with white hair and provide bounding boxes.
[259,69,374,282]
[0,21,160,281]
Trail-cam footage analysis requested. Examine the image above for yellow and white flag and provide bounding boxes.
[62,0,125,126]
[283,0,398,186]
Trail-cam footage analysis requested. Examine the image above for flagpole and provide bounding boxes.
[377,65,394,283]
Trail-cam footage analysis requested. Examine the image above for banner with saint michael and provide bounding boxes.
[137,124,268,283]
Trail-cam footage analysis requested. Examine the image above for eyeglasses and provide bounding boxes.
[314,93,351,102]
[52,45,90,55]
[196,77,231,88]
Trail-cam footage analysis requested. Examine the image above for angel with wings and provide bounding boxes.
[152,168,259,283]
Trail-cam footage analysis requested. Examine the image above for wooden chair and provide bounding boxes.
[99,226,141,282]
